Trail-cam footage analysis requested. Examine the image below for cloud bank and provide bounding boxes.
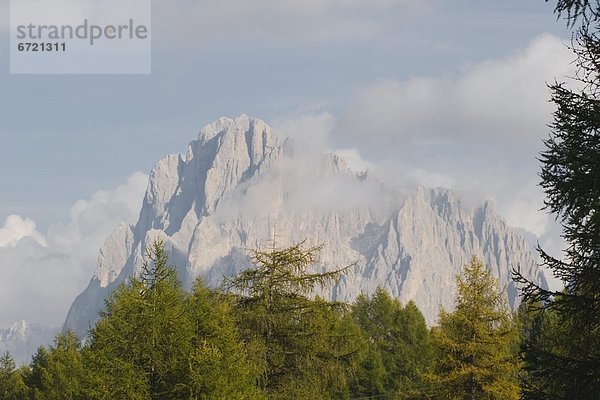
[335,33,574,152]
[274,34,572,256]
[0,172,148,328]
[0,215,46,248]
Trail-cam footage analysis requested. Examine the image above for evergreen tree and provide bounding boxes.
[518,303,575,398]
[23,347,49,400]
[83,280,153,400]
[85,240,260,399]
[350,288,432,399]
[186,280,263,399]
[397,301,434,398]
[512,1,600,397]
[430,257,520,400]
[86,240,191,399]
[225,241,357,399]
[0,351,28,400]
[24,332,86,400]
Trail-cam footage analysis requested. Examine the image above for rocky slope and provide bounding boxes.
[64,115,545,337]
[0,321,59,365]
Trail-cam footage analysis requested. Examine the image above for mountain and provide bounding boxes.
[0,321,59,365]
[64,115,546,337]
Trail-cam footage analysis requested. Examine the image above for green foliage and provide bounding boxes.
[519,297,600,399]
[0,352,28,400]
[397,301,435,398]
[512,2,600,398]
[23,331,86,400]
[14,240,529,399]
[186,281,263,399]
[86,240,190,399]
[519,303,582,398]
[225,241,357,399]
[350,288,432,399]
[429,257,520,400]
[86,240,259,399]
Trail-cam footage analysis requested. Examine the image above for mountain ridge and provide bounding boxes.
[64,115,546,338]
[0,320,59,365]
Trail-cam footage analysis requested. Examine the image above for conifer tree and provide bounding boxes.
[512,1,600,397]
[350,288,432,399]
[0,351,28,400]
[85,241,192,399]
[86,240,192,399]
[430,257,520,400]
[225,240,357,399]
[518,304,575,398]
[186,280,263,399]
[85,240,260,399]
[24,332,86,400]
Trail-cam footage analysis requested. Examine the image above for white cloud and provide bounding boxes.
[407,168,455,189]
[335,34,575,152]
[249,35,575,272]
[0,215,46,248]
[323,33,576,243]
[0,172,148,328]
[502,185,548,237]
[470,174,548,238]
[333,148,373,172]
[273,111,335,156]
[267,36,573,245]
[210,111,391,225]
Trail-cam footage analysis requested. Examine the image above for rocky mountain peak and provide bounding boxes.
[64,115,545,337]
[1,320,28,339]
[0,321,59,365]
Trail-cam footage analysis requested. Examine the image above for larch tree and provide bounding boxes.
[512,1,600,397]
[85,240,261,400]
[225,240,357,399]
[85,240,190,399]
[430,257,520,400]
[0,352,27,400]
[350,288,432,399]
[24,331,87,400]
[186,280,263,400]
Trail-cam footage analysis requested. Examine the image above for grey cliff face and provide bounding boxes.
[0,321,59,366]
[64,115,544,336]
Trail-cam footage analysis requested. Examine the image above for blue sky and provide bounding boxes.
[0,0,574,327]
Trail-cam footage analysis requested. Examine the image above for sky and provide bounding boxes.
[0,0,577,328]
